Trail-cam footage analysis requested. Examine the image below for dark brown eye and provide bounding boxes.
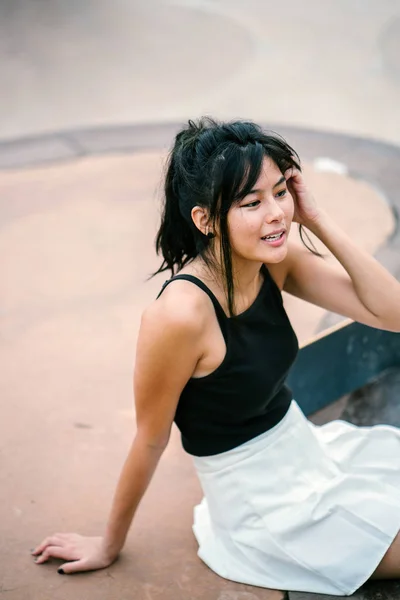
[242,200,260,208]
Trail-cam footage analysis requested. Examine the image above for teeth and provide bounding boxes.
[263,232,283,240]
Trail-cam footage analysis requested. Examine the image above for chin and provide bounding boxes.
[263,246,288,264]
[234,244,288,265]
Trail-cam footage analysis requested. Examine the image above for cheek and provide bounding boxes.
[228,212,258,237]
[227,219,259,254]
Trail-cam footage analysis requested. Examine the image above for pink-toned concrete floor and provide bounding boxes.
[0,152,394,599]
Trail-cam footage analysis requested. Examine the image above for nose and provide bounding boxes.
[265,199,285,223]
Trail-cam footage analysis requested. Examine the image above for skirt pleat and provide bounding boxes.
[192,400,400,596]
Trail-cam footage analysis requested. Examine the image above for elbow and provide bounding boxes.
[134,428,171,453]
[375,318,400,334]
[386,323,400,334]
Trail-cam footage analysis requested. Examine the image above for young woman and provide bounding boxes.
[33,118,400,595]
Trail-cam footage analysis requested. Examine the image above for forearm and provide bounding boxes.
[103,434,164,558]
[308,210,400,330]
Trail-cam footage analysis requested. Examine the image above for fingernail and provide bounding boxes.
[57,568,65,575]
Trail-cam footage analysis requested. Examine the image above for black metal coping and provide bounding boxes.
[287,321,400,415]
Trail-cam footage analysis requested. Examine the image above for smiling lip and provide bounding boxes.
[261,230,286,247]
[261,228,286,239]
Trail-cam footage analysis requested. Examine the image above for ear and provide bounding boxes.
[191,206,211,236]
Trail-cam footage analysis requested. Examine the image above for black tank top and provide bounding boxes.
[158,265,299,456]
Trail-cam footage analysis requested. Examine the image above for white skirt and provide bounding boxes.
[192,400,400,596]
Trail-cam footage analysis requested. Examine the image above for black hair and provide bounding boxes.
[153,117,319,316]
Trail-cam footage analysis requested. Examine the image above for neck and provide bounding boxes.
[193,253,264,308]
[231,259,264,293]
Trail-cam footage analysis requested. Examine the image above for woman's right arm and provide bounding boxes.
[32,292,205,574]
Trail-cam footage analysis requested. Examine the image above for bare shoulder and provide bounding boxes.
[134,280,210,393]
[134,280,212,445]
[141,279,211,338]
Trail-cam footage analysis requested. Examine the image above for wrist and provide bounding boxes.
[102,536,124,561]
[302,209,330,235]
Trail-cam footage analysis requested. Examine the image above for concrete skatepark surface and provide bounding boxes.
[1,1,400,146]
[1,1,400,599]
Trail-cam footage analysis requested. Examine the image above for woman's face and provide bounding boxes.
[226,156,294,267]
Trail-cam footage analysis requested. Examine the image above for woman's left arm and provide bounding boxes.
[283,168,400,333]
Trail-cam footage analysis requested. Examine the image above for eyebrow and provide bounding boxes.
[249,175,286,195]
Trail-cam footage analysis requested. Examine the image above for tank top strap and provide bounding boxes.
[157,274,228,339]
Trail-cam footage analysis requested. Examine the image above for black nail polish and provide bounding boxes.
[57,568,65,575]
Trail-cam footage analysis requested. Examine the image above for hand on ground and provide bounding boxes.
[32,533,116,574]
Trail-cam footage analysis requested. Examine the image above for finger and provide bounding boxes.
[59,560,89,574]
[34,546,69,564]
[286,178,297,198]
[32,536,63,556]
[286,167,301,181]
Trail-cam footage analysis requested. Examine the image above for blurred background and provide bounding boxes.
[1,2,400,599]
[1,0,400,142]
